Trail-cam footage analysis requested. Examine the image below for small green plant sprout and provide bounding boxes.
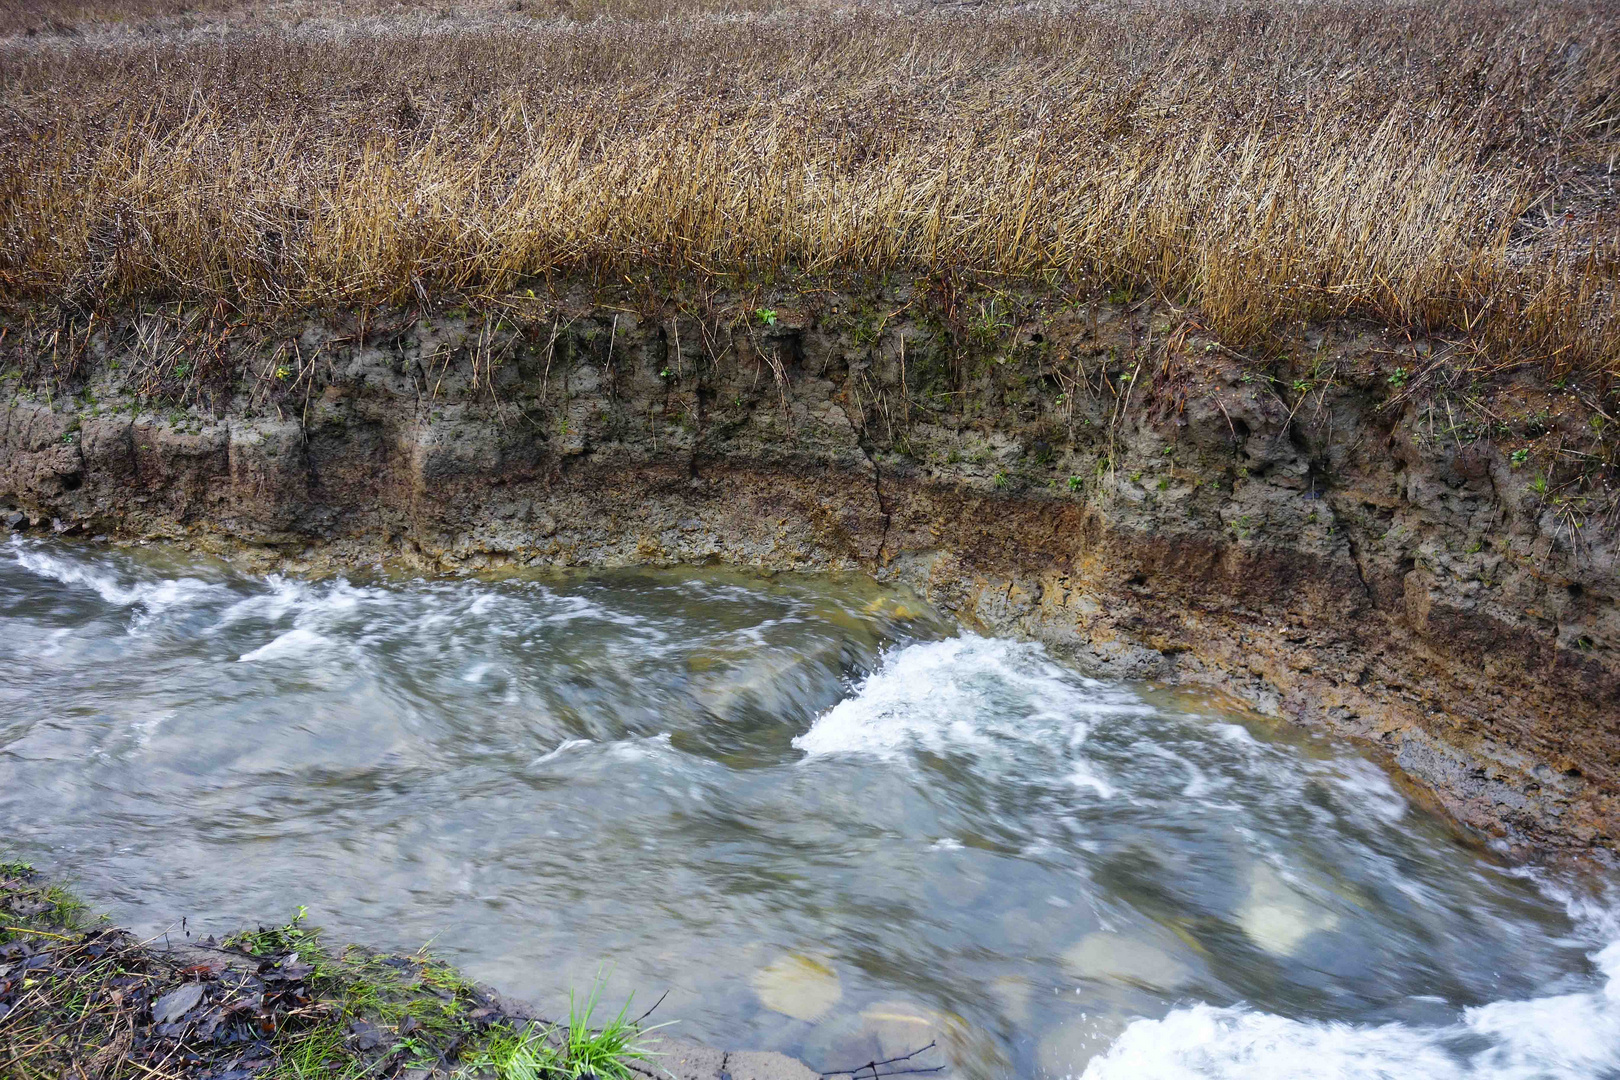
[467,1026,561,1080]
[275,365,292,380]
[994,470,1010,489]
[465,971,668,1080]
[1510,448,1529,468]
[1067,475,1083,491]
[563,976,667,1080]
[756,308,778,327]
[1292,379,1312,393]
[1387,366,1409,388]
[224,905,319,958]
[968,300,1014,346]
[1531,473,1549,495]
[659,367,672,378]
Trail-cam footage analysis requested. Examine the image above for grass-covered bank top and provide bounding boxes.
[0,0,1616,376]
[0,861,662,1079]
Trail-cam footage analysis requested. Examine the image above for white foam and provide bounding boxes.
[1146,746,1222,799]
[1082,906,1620,1080]
[1069,761,1119,800]
[530,738,594,766]
[528,735,592,767]
[605,732,675,762]
[793,635,1146,762]
[129,708,172,749]
[1079,1003,1465,1079]
[8,539,220,616]
[212,574,379,628]
[238,627,330,662]
[1317,756,1409,825]
[1213,722,1261,748]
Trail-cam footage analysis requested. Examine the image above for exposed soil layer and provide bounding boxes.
[3,283,1617,850]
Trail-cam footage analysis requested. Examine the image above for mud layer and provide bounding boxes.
[3,284,1616,849]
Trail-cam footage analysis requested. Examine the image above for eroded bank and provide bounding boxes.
[3,282,1616,848]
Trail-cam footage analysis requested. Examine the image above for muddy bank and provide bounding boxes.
[2,282,1617,850]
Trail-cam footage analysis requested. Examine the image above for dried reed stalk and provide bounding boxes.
[1,0,1616,371]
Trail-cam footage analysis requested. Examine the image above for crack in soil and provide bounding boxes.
[832,383,891,564]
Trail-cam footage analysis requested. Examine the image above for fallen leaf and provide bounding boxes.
[152,982,206,1025]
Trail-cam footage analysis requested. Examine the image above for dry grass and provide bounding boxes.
[1,0,1617,376]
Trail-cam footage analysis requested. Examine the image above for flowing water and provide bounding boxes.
[2,535,1618,1079]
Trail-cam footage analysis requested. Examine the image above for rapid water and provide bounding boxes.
[2,535,1616,1079]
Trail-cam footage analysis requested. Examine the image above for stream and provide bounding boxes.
[2,535,1616,1078]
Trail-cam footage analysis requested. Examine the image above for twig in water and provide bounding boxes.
[820,1040,946,1080]
[630,989,670,1026]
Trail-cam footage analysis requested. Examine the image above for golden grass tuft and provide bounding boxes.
[1,0,1617,374]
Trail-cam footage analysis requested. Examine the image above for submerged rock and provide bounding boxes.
[804,999,1004,1080]
[987,974,1034,1025]
[752,953,842,1022]
[1237,861,1340,957]
[1061,931,1192,991]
